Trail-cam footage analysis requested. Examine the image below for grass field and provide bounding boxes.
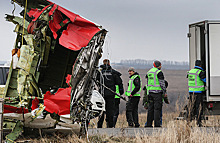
[30,112,220,143]
[30,93,220,142]
[13,69,220,142]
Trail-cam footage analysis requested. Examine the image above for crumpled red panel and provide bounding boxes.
[48,3,57,16]
[27,8,39,18]
[59,22,100,51]
[27,0,101,51]
[57,6,77,22]
[49,10,63,39]
[4,105,29,114]
[43,87,71,115]
[66,74,72,86]
[27,5,51,21]
[31,97,40,110]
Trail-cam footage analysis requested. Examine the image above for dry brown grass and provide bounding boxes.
[31,119,220,143]
[30,101,220,143]
[30,112,220,142]
[134,120,220,143]
[89,112,179,128]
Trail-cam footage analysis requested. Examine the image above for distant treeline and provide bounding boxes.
[0,61,7,66]
[112,59,189,70]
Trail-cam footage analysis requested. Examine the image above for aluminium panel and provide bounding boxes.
[189,27,197,69]
[196,26,201,60]
[208,24,220,96]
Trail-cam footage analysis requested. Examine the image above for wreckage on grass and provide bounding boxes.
[3,0,107,142]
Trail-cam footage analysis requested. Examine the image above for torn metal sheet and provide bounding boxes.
[3,0,107,142]
[5,121,23,143]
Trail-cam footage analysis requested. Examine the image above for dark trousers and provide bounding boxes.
[113,98,120,127]
[146,92,162,127]
[126,97,140,127]
[187,92,204,126]
[145,109,163,127]
[98,96,115,128]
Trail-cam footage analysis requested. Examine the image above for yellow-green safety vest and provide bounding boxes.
[125,74,141,96]
[147,67,162,92]
[188,68,205,92]
[115,85,120,98]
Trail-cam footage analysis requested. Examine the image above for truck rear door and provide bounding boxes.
[208,24,220,96]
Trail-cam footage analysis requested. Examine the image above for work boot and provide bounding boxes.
[113,116,117,127]
[155,125,162,128]
[128,123,133,128]
[197,123,203,127]
[145,125,153,128]
[135,124,140,128]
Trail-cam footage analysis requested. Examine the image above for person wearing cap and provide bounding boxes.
[97,59,124,128]
[145,60,167,127]
[187,60,206,127]
[125,67,141,127]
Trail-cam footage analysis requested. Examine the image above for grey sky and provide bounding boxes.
[1,0,220,62]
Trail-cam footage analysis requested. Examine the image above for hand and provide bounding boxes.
[144,103,148,109]
[164,97,169,104]
[164,94,167,98]
[130,94,133,97]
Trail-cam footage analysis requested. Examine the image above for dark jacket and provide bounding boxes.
[97,64,124,97]
[129,72,141,97]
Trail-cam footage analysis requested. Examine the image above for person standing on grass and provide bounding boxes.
[125,67,141,128]
[97,59,124,128]
[145,60,167,127]
[143,80,169,127]
[113,84,124,127]
[187,60,206,127]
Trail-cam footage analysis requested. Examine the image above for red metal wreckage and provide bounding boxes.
[3,0,107,142]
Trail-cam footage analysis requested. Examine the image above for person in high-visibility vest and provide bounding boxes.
[113,84,124,127]
[145,60,167,127]
[143,80,169,127]
[125,67,141,127]
[187,60,206,127]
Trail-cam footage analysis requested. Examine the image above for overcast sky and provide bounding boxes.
[1,0,220,62]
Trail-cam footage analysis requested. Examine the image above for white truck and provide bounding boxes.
[188,20,220,115]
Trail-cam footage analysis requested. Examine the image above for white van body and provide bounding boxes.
[188,20,220,114]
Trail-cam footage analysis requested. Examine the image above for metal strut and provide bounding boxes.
[92,78,127,101]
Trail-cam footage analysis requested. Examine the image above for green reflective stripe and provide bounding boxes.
[128,75,138,93]
[193,70,204,88]
[188,68,205,91]
[147,67,162,91]
[189,86,204,88]
[126,75,138,93]
[145,84,149,95]
[126,74,141,96]
[115,85,120,98]
[148,69,160,87]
